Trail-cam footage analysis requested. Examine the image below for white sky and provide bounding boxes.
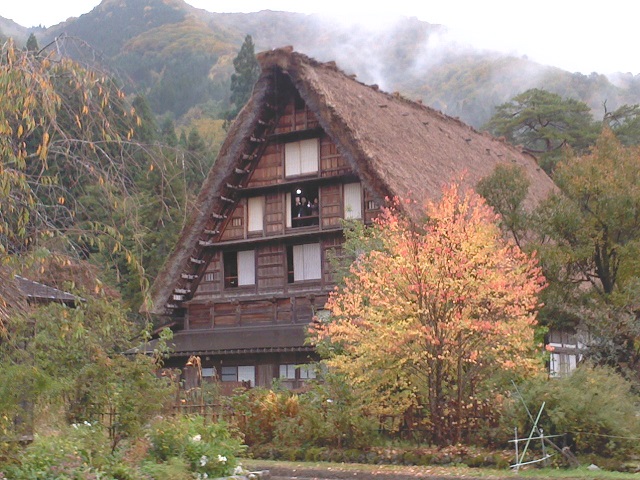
[1,0,638,75]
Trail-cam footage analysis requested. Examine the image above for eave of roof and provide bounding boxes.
[128,324,313,357]
[14,275,82,303]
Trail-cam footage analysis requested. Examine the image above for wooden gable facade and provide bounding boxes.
[148,73,383,389]
[143,47,557,389]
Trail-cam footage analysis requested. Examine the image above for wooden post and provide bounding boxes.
[541,428,549,466]
[514,427,519,471]
[519,401,545,466]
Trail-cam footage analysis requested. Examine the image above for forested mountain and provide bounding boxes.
[3,0,640,128]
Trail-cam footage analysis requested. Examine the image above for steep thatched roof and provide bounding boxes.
[257,48,554,215]
[144,47,556,315]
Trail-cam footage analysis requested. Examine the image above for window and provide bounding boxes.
[287,186,319,228]
[285,138,319,177]
[550,353,577,378]
[343,182,362,219]
[299,364,316,379]
[231,217,243,227]
[247,196,264,232]
[204,272,215,282]
[202,367,216,379]
[547,329,586,377]
[220,366,237,382]
[287,243,322,283]
[314,309,331,323]
[279,364,296,379]
[223,250,255,288]
[220,366,255,386]
[280,364,316,380]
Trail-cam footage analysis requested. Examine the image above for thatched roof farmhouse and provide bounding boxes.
[142,47,555,387]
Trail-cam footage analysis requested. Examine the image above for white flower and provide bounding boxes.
[233,465,245,475]
[199,455,208,466]
[83,421,92,427]
[192,434,202,442]
[72,423,78,429]
[217,454,227,464]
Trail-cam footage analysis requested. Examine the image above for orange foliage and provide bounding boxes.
[312,182,545,444]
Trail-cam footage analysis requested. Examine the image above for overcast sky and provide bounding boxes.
[1,0,637,76]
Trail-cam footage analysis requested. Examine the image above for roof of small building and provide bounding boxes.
[15,275,80,304]
[129,324,313,357]
[143,47,557,315]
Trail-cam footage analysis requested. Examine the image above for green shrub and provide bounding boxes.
[229,372,379,450]
[147,415,245,478]
[272,373,379,449]
[2,422,116,479]
[141,457,191,480]
[228,387,298,445]
[502,365,640,457]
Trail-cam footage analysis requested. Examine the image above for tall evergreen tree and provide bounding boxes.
[229,35,260,118]
[26,33,39,52]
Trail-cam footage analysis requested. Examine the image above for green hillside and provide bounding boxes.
[4,0,639,127]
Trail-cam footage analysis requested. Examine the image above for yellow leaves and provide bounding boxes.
[319,181,545,429]
[58,197,65,205]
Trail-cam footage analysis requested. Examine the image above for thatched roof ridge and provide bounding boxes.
[144,47,556,315]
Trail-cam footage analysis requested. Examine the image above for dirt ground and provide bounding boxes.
[241,460,516,480]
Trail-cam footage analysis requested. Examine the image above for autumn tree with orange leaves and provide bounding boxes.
[312,183,546,445]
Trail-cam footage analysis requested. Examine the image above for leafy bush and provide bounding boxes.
[501,365,640,456]
[2,422,117,479]
[273,374,379,449]
[230,372,379,450]
[147,415,245,478]
[140,457,191,480]
[229,386,299,445]
[0,415,246,479]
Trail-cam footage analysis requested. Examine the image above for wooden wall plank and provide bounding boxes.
[247,143,283,188]
[265,193,284,236]
[220,201,245,241]
[320,184,342,228]
[257,244,285,289]
[188,303,212,329]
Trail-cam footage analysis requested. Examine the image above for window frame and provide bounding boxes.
[223,250,255,288]
[284,138,319,178]
[343,182,363,220]
[247,196,264,233]
[287,242,322,283]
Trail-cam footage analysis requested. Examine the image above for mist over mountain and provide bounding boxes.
[3,0,640,127]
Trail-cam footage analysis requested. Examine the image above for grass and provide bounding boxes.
[241,458,640,479]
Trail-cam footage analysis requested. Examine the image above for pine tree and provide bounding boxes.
[229,35,260,118]
[26,33,39,52]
